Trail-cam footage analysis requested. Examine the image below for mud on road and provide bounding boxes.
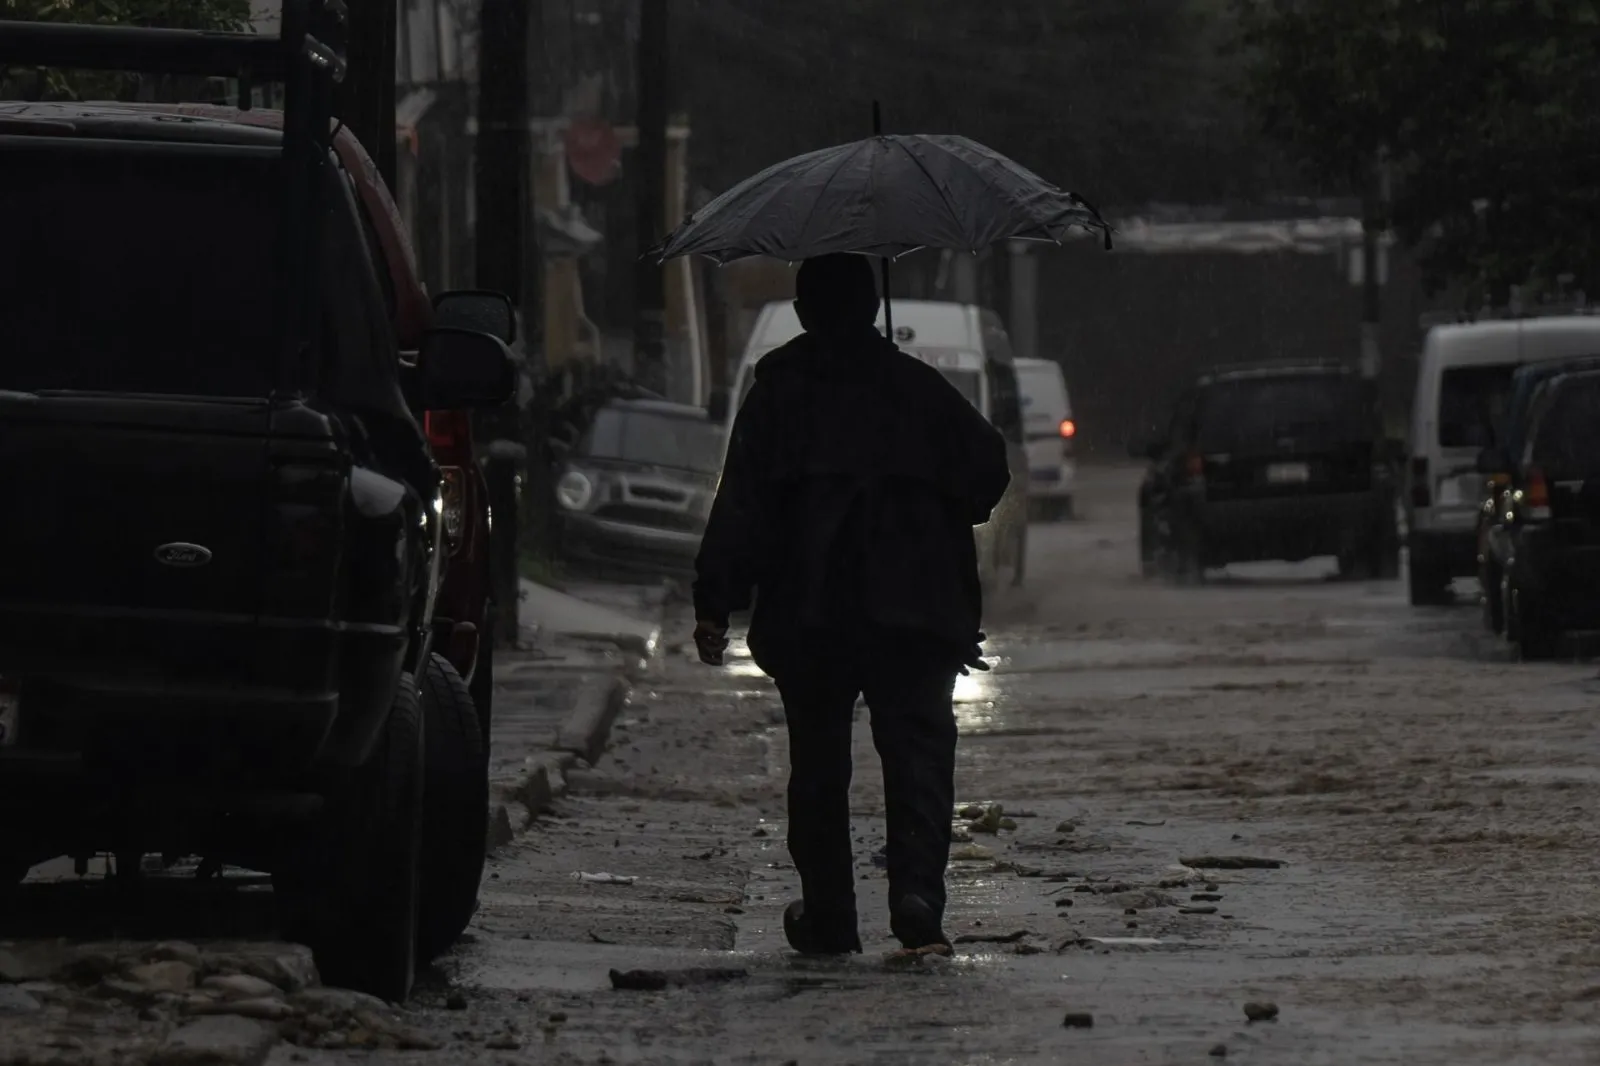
[8,463,1600,1065]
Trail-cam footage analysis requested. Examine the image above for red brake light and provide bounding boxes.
[440,466,465,553]
[1525,466,1551,511]
[1185,451,1205,479]
[1059,419,1077,439]
[424,410,472,461]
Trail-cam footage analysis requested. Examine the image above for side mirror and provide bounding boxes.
[1476,445,1510,475]
[417,328,516,410]
[706,389,730,425]
[432,289,516,344]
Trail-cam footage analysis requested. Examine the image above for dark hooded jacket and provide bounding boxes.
[693,328,1011,677]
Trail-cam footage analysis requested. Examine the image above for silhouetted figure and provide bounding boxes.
[692,254,1010,954]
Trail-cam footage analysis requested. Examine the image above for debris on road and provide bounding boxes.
[949,844,995,862]
[1244,1000,1281,1022]
[1180,855,1284,870]
[1191,892,1224,901]
[1210,1042,1229,1057]
[609,967,749,991]
[1062,1011,1095,1028]
[1180,905,1219,915]
[952,929,1031,944]
[573,871,638,885]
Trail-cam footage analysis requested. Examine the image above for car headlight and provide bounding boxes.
[556,470,594,512]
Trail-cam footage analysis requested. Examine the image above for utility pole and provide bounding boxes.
[1359,151,1391,382]
[338,0,397,188]
[633,0,670,396]
[476,0,536,645]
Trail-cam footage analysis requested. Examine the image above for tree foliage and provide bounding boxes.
[0,0,251,100]
[1234,0,1600,300]
[681,0,1294,213]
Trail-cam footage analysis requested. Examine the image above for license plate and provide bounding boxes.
[1266,462,1310,484]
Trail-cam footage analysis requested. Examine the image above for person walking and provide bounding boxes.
[692,254,1011,955]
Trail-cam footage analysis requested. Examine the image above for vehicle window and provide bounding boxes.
[1531,380,1600,469]
[583,408,724,473]
[0,148,282,397]
[988,362,1024,443]
[1439,364,1515,448]
[1193,376,1374,450]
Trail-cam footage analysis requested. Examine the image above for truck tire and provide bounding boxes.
[1481,558,1505,634]
[278,674,424,1003]
[470,610,495,745]
[417,654,488,964]
[1511,585,1561,661]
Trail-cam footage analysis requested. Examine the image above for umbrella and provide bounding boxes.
[650,116,1111,333]
[653,133,1112,265]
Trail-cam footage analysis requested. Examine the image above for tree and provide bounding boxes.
[1233,0,1600,301]
[1,0,252,101]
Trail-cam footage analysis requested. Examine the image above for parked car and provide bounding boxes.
[1478,368,1600,658]
[1405,317,1600,605]
[0,14,515,1002]
[1015,356,1077,521]
[1475,354,1600,634]
[730,299,1029,589]
[1133,361,1400,582]
[554,398,725,577]
[122,99,513,966]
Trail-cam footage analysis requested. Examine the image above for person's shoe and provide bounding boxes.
[890,893,952,952]
[783,900,863,955]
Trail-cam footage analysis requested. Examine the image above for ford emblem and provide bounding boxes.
[154,542,213,568]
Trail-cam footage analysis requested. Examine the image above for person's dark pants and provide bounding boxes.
[771,639,959,939]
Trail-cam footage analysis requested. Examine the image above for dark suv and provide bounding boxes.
[1480,368,1600,659]
[1134,362,1401,581]
[0,12,514,1002]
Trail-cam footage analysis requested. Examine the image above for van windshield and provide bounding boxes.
[1439,364,1515,448]
[940,367,982,410]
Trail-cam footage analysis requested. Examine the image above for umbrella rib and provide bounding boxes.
[891,137,970,249]
[791,145,859,257]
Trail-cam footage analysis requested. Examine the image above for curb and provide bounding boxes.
[486,674,633,850]
[485,588,671,852]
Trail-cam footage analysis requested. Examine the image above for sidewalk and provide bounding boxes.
[485,578,671,847]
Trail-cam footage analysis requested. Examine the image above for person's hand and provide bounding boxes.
[693,620,729,666]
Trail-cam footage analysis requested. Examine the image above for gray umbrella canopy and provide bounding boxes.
[652,133,1112,264]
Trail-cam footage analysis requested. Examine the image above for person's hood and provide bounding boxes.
[755,329,900,384]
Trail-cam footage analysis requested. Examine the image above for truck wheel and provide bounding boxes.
[278,674,424,1003]
[1481,558,1505,634]
[1511,586,1561,661]
[470,611,495,745]
[417,654,488,964]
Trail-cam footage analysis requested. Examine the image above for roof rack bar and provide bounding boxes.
[0,1,347,85]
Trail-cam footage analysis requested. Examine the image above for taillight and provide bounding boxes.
[1522,467,1552,520]
[1185,451,1205,479]
[1059,419,1076,439]
[1410,456,1431,508]
[440,466,465,554]
[424,410,473,464]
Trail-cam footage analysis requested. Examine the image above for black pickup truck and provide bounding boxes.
[0,8,515,1002]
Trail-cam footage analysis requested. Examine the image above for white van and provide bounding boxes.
[1406,316,1600,605]
[1014,357,1075,520]
[729,299,1031,589]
